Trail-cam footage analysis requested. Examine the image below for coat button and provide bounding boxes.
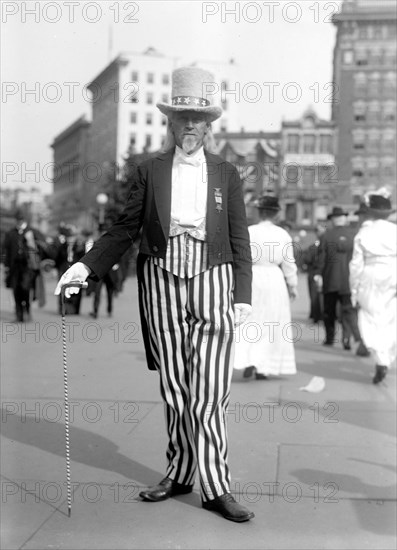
[153,245,159,252]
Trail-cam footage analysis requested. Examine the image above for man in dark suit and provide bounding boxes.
[55,67,254,522]
[4,209,48,322]
[314,207,368,355]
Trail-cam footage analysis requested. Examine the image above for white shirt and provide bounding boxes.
[171,146,207,229]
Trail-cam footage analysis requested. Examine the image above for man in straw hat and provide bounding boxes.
[55,66,254,522]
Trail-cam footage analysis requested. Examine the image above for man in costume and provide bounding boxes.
[55,67,254,522]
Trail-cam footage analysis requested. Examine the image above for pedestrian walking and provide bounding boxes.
[314,206,369,356]
[302,222,326,325]
[55,66,254,522]
[4,209,49,322]
[234,193,298,380]
[349,189,397,384]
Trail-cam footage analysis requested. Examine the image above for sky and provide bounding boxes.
[1,0,343,194]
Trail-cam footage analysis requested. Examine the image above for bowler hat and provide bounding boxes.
[327,206,348,219]
[254,194,280,211]
[156,67,222,122]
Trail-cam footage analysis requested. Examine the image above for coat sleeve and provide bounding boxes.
[349,233,365,296]
[82,164,147,279]
[227,165,252,305]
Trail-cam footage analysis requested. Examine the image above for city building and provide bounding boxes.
[332,0,397,204]
[50,115,91,228]
[215,131,280,224]
[280,108,336,226]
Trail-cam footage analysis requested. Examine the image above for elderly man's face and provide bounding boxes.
[170,111,209,154]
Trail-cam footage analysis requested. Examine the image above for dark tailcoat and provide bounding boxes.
[316,226,357,295]
[82,149,252,369]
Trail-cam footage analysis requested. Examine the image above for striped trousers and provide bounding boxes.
[140,259,235,501]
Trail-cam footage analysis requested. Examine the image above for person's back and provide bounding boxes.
[321,225,355,294]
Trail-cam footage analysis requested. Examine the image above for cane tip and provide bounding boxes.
[68,507,71,518]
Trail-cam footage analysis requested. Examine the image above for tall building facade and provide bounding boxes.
[50,115,91,227]
[280,108,336,226]
[332,0,397,204]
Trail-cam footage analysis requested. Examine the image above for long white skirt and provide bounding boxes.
[234,264,297,376]
[357,264,397,367]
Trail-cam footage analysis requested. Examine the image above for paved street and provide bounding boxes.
[1,268,396,549]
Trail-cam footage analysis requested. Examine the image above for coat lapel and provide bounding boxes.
[152,151,174,233]
[205,151,225,236]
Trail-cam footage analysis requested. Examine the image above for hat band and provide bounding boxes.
[171,96,210,107]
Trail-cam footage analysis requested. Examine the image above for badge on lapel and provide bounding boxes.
[214,188,223,213]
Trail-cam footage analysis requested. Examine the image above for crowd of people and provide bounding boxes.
[3,66,396,524]
[3,213,132,322]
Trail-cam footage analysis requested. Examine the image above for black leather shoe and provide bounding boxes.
[342,338,351,350]
[356,341,370,357]
[255,373,268,380]
[139,477,193,502]
[373,365,388,385]
[322,340,334,346]
[202,493,254,522]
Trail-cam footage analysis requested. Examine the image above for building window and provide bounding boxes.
[146,113,153,125]
[382,129,395,152]
[367,101,381,124]
[352,157,364,178]
[161,93,168,103]
[358,25,368,39]
[384,50,397,66]
[145,134,152,148]
[147,72,154,84]
[129,133,136,146]
[131,71,139,82]
[352,129,365,150]
[373,25,383,39]
[367,129,380,153]
[370,49,382,66]
[384,72,396,93]
[287,134,299,153]
[285,164,300,184]
[383,101,396,122]
[220,122,227,132]
[303,134,316,153]
[161,116,167,126]
[130,112,137,124]
[147,92,153,104]
[368,72,381,95]
[353,101,366,122]
[319,134,333,154]
[285,203,297,223]
[130,93,139,104]
[366,157,379,178]
[162,74,169,85]
[356,49,368,66]
[343,50,354,65]
[354,72,367,93]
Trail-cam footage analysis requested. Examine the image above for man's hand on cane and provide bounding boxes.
[54,262,92,298]
[234,303,252,327]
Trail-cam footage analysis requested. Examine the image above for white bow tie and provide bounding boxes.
[175,149,203,168]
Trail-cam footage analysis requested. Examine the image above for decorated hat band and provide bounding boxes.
[172,96,210,107]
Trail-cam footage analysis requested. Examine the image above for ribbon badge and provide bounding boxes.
[214,188,223,213]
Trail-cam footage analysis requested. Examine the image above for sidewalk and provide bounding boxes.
[1,270,396,549]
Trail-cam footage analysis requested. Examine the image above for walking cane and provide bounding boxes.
[60,281,88,517]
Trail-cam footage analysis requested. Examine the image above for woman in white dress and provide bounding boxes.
[349,189,397,384]
[234,194,298,380]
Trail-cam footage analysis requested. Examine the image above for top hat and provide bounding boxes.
[327,206,348,219]
[367,194,394,215]
[254,193,280,211]
[156,67,222,122]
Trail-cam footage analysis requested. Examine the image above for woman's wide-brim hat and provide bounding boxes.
[327,206,348,219]
[156,67,222,122]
